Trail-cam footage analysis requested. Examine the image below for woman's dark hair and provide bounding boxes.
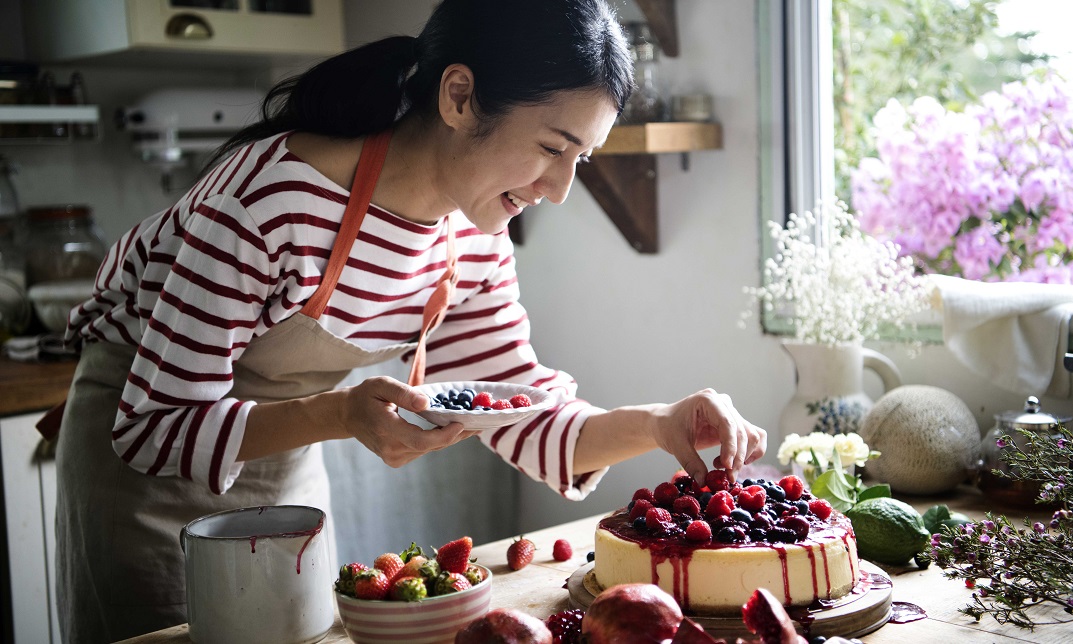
[205,0,632,169]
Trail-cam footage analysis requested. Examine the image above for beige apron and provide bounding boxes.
[54,130,456,643]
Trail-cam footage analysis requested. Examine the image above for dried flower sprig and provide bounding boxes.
[742,200,932,346]
[930,423,1073,628]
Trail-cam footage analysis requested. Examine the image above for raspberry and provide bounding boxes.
[545,608,585,644]
[672,495,702,518]
[685,519,713,542]
[653,481,681,506]
[629,499,654,522]
[632,487,656,503]
[778,475,805,500]
[645,506,672,530]
[808,498,833,520]
[705,469,731,492]
[509,393,532,408]
[552,538,573,561]
[491,399,512,410]
[472,391,494,408]
[705,490,735,518]
[738,485,767,512]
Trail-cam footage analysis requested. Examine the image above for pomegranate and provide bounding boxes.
[669,616,725,643]
[581,583,683,644]
[740,588,808,644]
[455,607,553,644]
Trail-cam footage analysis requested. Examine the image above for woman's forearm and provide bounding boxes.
[239,389,350,461]
[572,404,662,474]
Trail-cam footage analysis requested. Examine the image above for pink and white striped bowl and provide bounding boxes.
[335,565,493,644]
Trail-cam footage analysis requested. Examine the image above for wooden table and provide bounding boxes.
[120,487,1068,644]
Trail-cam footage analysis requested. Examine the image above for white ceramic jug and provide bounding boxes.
[181,505,334,644]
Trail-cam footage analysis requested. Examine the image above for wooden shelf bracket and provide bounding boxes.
[576,155,659,253]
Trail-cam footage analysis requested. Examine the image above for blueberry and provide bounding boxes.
[742,478,756,487]
[444,403,462,410]
[435,393,450,403]
[457,391,474,403]
[632,516,647,530]
[627,500,635,510]
[795,500,811,515]
[765,484,787,502]
[748,528,768,542]
[756,478,767,484]
[480,406,492,411]
[730,508,753,523]
[463,388,476,396]
[698,492,713,508]
[716,527,739,543]
[448,388,460,398]
[772,502,794,516]
[586,551,595,563]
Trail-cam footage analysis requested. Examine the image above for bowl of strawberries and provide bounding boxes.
[412,381,554,431]
[334,536,492,644]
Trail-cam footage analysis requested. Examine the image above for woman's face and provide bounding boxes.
[444,89,619,235]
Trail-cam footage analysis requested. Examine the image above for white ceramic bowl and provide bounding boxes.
[336,565,493,644]
[412,381,554,431]
[26,279,94,332]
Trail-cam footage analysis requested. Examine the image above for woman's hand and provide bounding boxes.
[651,388,767,484]
[335,376,478,467]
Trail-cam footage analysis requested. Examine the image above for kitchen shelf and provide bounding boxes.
[573,121,722,253]
[0,105,101,144]
[636,0,679,57]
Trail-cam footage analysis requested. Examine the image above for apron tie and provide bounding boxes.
[408,216,457,386]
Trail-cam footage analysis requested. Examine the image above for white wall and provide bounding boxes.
[5,0,1068,537]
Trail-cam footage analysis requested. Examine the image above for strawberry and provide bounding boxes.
[653,481,681,506]
[738,485,767,512]
[433,571,472,595]
[705,469,731,492]
[509,393,532,408]
[389,575,428,601]
[417,558,441,581]
[778,475,805,501]
[808,498,833,520]
[472,391,494,408]
[338,562,368,581]
[685,519,713,542]
[398,554,428,580]
[629,499,654,522]
[373,552,404,582]
[352,568,390,600]
[436,536,473,574]
[645,506,673,530]
[464,562,486,586]
[491,398,513,410]
[704,490,735,518]
[552,538,573,561]
[506,536,536,570]
[672,495,702,518]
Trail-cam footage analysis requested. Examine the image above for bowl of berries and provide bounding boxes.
[334,537,492,644]
[413,381,554,431]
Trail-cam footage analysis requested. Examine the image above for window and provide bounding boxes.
[758,0,1073,337]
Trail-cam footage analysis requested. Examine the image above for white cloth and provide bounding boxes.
[931,275,1073,398]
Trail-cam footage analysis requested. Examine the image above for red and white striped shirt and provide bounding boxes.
[66,133,606,500]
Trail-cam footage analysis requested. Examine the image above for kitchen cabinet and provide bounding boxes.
[22,0,345,68]
[0,410,58,644]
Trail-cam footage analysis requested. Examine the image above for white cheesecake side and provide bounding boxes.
[593,513,859,616]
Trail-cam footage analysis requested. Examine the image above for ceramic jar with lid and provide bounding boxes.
[977,396,1070,507]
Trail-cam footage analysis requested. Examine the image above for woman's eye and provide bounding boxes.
[542,146,563,157]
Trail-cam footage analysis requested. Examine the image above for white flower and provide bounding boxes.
[833,433,871,467]
[742,200,932,346]
[777,430,874,472]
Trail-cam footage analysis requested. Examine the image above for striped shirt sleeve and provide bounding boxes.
[112,193,269,494]
[422,239,608,501]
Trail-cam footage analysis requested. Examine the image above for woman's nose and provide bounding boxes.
[539,163,576,205]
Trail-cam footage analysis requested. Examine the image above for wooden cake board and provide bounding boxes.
[567,561,893,640]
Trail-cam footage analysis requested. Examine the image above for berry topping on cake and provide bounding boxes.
[778,475,805,501]
[704,469,731,492]
[632,488,656,503]
[672,495,702,518]
[705,490,735,518]
[685,520,713,542]
[629,499,654,522]
[738,485,767,512]
[654,481,682,506]
[808,498,833,520]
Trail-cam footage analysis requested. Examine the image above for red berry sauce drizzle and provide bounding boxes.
[244,507,326,574]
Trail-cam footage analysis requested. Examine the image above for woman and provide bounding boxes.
[54,0,767,641]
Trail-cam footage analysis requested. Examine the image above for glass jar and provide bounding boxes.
[976,396,1069,508]
[619,22,666,124]
[0,156,30,339]
[25,205,106,287]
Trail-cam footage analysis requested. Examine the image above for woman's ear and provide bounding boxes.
[438,64,477,131]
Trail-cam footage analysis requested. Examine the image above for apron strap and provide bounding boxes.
[300,129,393,320]
[408,216,458,386]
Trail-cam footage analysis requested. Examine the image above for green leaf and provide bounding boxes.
[858,483,891,502]
[922,505,952,534]
[810,469,856,512]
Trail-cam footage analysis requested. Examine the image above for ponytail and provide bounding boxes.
[203,35,418,170]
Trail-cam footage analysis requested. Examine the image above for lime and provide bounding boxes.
[846,497,930,565]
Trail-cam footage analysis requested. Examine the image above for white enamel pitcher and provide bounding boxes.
[180,505,334,644]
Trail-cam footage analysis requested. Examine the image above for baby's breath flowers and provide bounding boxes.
[930,423,1073,628]
[742,200,932,346]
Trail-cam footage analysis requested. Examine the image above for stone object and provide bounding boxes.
[859,385,980,494]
